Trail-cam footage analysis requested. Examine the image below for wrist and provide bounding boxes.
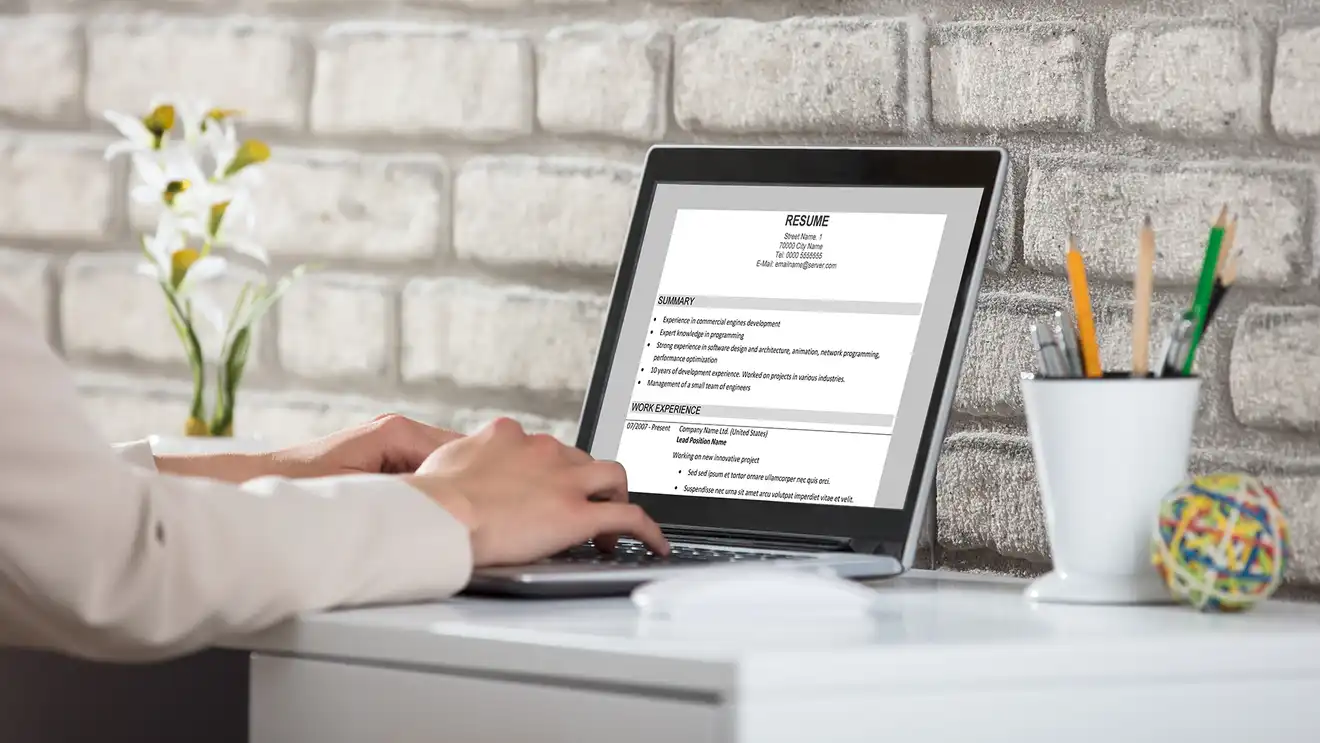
[404,475,478,532]
[154,452,281,483]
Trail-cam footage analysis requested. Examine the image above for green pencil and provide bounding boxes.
[1181,205,1229,375]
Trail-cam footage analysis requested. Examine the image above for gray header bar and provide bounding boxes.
[656,295,923,316]
[628,401,894,427]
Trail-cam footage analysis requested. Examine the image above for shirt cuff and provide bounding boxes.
[112,439,158,471]
[244,474,476,601]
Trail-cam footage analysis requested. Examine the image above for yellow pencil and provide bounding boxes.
[1132,216,1156,377]
[1065,236,1102,378]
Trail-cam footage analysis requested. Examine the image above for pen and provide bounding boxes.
[1031,323,1068,377]
[1181,206,1229,375]
[1065,236,1103,377]
[1160,314,1195,377]
[1132,215,1156,377]
[1053,309,1083,376]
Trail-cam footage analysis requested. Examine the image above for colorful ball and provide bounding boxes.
[1151,473,1289,611]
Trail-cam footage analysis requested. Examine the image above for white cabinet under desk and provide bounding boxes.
[228,571,1320,743]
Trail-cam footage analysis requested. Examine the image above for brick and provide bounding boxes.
[76,374,195,442]
[954,292,1059,417]
[1230,305,1320,433]
[987,164,1017,273]
[87,17,306,129]
[454,157,637,269]
[401,279,606,392]
[0,17,82,122]
[450,408,578,444]
[935,432,1048,561]
[1105,23,1264,138]
[1271,27,1320,143]
[62,253,263,367]
[537,23,669,140]
[312,24,533,139]
[1269,476,1320,586]
[0,136,115,240]
[0,249,50,336]
[674,17,906,134]
[255,149,447,260]
[1023,155,1307,286]
[278,273,395,380]
[930,22,1093,132]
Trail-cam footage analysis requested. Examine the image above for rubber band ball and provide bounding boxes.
[1151,473,1289,612]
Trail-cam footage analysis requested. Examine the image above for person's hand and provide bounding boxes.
[268,414,464,478]
[154,414,464,483]
[404,417,669,568]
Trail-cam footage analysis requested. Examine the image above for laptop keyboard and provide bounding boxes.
[544,541,809,566]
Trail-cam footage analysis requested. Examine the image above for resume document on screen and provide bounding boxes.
[588,184,982,510]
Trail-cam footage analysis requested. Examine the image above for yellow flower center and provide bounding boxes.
[162,179,191,206]
[222,140,271,177]
[143,105,176,149]
[209,200,231,237]
[170,248,201,289]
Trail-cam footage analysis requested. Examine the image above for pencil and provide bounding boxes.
[1181,205,1229,375]
[1215,215,1238,279]
[1065,236,1102,378]
[1205,247,1240,327]
[1132,215,1156,376]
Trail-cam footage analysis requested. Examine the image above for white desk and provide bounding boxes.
[230,571,1320,742]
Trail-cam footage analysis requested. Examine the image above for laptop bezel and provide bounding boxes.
[574,145,1007,564]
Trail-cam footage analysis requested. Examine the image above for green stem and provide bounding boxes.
[162,288,206,425]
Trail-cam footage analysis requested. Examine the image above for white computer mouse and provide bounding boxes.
[630,566,881,621]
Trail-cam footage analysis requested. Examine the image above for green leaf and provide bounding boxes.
[160,283,206,421]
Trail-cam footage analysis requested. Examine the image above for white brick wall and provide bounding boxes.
[1023,155,1307,284]
[87,17,307,129]
[0,17,82,122]
[674,18,907,133]
[1231,306,1320,432]
[278,272,395,379]
[312,24,533,138]
[931,23,1094,132]
[0,248,50,335]
[1272,26,1320,142]
[401,278,606,391]
[256,149,448,260]
[454,156,638,269]
[537,23,670,140]
[1,0,1317,585]
[1105,23,1265,138]
[0,137,116,240]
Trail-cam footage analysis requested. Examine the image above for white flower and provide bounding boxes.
[208,191,269,264]
[137,222,229,335]
[104,111,158,160]
[103,98,177,160]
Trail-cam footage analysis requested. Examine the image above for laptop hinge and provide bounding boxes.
[662,524,860,553]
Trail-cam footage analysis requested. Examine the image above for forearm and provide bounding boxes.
[0,296,473,662]
[153,452,277,483]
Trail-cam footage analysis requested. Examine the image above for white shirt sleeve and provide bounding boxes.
[0,296,473,662]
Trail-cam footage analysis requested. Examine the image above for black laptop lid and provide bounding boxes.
[575,146,1007,563]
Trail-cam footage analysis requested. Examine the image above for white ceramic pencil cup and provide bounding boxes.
[1022,375,1200,605]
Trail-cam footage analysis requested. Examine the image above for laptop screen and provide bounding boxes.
[586,182,985,512]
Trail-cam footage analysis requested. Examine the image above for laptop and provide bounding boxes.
[467,146,1008,597]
